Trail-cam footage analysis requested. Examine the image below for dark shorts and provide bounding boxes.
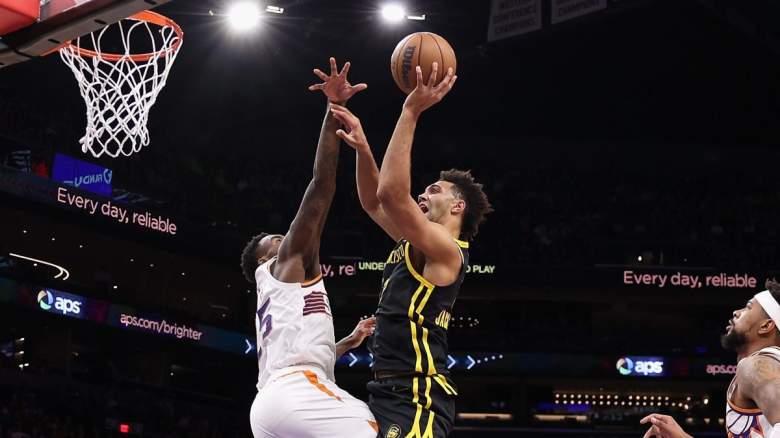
[367,374,457,438]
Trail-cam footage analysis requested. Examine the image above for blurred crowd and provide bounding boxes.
[2,90,780,272]
[0,367,243,438]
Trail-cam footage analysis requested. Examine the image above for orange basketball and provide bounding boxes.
[390,32,457,94]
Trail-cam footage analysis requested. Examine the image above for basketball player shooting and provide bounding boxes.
[239,57,378,438]
[640,279,780,438]
[331,62,493,437]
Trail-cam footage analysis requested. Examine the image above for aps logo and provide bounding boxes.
[616,356,665,377]
[37,289,82,316]
[616,357,634,376]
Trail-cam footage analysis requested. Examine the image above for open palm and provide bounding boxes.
[308,57,367,104]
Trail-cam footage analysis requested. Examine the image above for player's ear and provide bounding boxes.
[758,318,777,336]
[451,199,465,215]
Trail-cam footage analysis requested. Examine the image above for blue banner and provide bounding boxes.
[52,153,112,196]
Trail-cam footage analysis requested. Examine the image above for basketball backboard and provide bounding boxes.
[0,0,173,68]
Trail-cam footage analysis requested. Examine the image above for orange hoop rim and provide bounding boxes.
[60,10,183,62]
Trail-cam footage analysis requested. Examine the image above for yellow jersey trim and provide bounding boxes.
[404,241,434,289]
[408,284,426,373]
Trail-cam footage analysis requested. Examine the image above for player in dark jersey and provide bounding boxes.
[330,63,492,437]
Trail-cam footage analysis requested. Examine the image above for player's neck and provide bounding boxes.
[737,338,779,361]
[439,217,462,241]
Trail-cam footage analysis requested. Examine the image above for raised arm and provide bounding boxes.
[376,64,460,281]
[329,104,401,241]
[275,58,366,282]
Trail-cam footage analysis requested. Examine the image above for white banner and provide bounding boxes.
[550,0,607,24]
[487,0,543,42]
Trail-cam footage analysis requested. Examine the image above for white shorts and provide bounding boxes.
[250,366,378,438]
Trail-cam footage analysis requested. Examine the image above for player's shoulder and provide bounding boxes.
[737,351,780,390]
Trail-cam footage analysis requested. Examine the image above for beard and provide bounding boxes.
[721,328,748,350]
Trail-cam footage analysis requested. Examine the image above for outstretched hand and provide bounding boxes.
[402,62,457,117]
[342,316,376,350]
[329,104,369,151]
[640,414,693,438]
[308,57,367,104]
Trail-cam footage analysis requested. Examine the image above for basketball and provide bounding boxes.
[390,32,457,94]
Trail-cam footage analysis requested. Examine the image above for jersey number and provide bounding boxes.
[256,297,273,358]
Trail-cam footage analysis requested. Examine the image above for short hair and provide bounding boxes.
[439,169,493,241]
[241,233,268,283]
[765,279,780,339]
[767,278,780,304]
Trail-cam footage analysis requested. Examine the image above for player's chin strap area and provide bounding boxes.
[755,290,780,331]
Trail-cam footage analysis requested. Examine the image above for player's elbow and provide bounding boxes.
[359,197,380,214]
[376,185,405,205]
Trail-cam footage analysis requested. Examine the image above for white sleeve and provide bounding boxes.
[769,423,780,438]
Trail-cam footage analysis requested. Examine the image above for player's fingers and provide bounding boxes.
[437,68,454,89]
[330,108,356,128]
[447,75,458,91]
[330,103,353,116]
[651,415,671,425]
[642,426,659,438]
[313,69,329,81]
[428,62,439,87]
[640,414,663,424]
[336,130,358,147]
[415,66,423,89]
[308,84,324,91]
[329,57,338,76]
[339,61,351,78]
[331,111,347,125]
[351,83,368,93]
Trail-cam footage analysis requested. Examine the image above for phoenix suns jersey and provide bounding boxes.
[725,346,780,438]
[254,258,336,390]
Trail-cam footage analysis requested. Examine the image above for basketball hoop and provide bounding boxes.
[58,11,183,158]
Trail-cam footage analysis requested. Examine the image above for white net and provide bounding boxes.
[59,14,182,158]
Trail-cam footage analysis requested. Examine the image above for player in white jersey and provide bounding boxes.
[640,279,780,438]
[239,58,378,438]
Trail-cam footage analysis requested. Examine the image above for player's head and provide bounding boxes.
[721,279,780,351]
[240,233,284,283]
[417,169,492,241]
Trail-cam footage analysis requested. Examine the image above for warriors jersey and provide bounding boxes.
[369,238,469,375]
[725,346,780,438]
[254,257,335,390]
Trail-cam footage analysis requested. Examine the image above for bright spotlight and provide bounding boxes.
[381,4,406,23]
[227,1,261,31]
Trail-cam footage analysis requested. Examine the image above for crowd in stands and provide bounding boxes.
[0,364,245,438]
[2,89,780,270]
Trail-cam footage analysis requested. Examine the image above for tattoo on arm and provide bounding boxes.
[278,104,341,269]
[747,356,780,423]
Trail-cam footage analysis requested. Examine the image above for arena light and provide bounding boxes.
[265,5,284,14]
[227,1,261,31]
[381,4,406,23]
[9,253,69,280]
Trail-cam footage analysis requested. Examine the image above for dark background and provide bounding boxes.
[1,0,779,436]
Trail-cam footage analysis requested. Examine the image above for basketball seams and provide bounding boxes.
[391,33,414,92]
[416,33,424,91]
[391,32,455,94]
[433,34,444,87]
